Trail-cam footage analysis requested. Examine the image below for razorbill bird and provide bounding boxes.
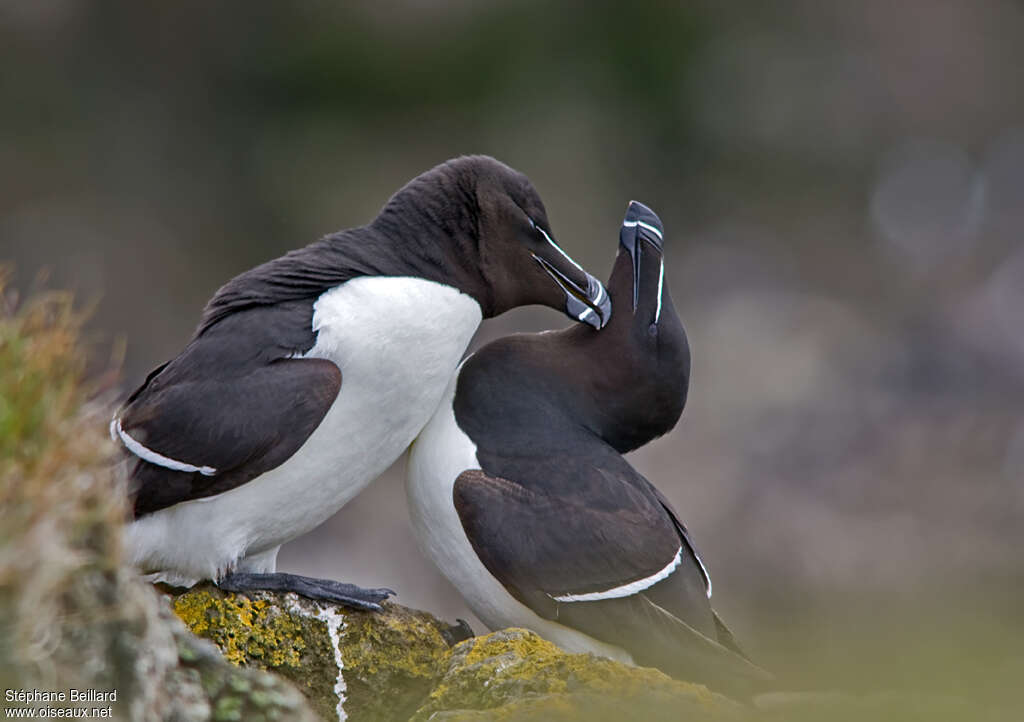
[407,201,769,689]
[112,155,612,610]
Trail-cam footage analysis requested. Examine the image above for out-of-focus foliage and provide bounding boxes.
[0,279,321,720]
[0,271,123,690]
[0,275,88,469]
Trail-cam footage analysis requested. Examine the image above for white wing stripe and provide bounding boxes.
[694,547,713,598]
[552,547,683,603]
[111,417,217,476]
[654,258,665,324]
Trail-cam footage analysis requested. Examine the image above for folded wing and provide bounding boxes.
[453,458,769,690]
[114,302,341,517]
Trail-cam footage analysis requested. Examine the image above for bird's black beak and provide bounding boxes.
[619,200,664,317]
[531,228,611,329]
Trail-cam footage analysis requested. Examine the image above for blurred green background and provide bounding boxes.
[3,0,1022,715]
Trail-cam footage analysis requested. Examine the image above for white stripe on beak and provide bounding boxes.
[622,219,664,240]
[537,227,585,273]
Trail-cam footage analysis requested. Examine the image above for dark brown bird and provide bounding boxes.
[407,201,769,692]
[111,156,611,609]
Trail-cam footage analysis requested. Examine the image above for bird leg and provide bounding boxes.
[217,572,394,611]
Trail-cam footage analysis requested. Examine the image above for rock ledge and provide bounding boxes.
[170,584,740,721]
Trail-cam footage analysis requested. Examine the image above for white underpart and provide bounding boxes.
[537,227,585,273]
[654,257,665,324]
[552,547,683,603]
[406,375,633,666]
[127,276,482,585]
[622,218,664,240]
[111,417,217,475]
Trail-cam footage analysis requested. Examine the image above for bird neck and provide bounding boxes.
[554,248,690,453]
[366,190,492,313]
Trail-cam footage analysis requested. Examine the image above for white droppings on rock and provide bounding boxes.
[317,606,348,722]
[287,596,348,721]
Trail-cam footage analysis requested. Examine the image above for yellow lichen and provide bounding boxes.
[172,587,306,668]
[414,628,723,721]
[462,628,563,667]
[460,628,714,701]
[339,603,450,681]
[333,603,453,721]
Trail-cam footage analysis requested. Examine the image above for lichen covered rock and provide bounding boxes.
[413,628,742,722]
[171,585,453,721]
[336,598,455,720]
[172,586,311,668]
[170,586,750,722]
[171,615,319,722]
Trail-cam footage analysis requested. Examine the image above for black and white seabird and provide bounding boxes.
[111,155,612,609]
[407,201,768,689]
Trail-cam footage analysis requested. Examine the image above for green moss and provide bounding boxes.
[212,695,243,721]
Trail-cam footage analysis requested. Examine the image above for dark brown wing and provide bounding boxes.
[115,301,341,517]
[453,459,769,691]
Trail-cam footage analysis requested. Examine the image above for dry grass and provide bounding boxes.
[0,269,128,688]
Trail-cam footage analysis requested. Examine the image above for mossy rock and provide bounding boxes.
[171,584,454,721]
[338,598,458,720]
[173,622,320,722]
[412,628,745,722]
[170,587,751,722]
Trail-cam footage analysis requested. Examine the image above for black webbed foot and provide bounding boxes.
[218,572,394,611]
